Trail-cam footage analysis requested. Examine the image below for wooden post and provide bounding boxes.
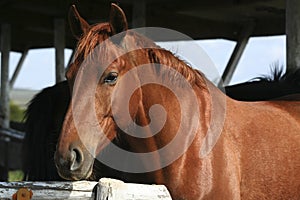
[97,178,172,200]
[0,167,8,181]
[54,19,65,83]
[132,0,146,28]
[218,22,255,87]
[0,24,11,129]
[286,0,300,72]
[10,49,29,89]
[0,137,10,181]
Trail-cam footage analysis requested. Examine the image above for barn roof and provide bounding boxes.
[0,0,285,52]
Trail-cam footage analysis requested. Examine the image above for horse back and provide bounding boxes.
[225,100,300,199]
[268,100,300,120]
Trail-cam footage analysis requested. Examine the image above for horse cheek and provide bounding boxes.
[128,89,141,121]
[110,83,141,129]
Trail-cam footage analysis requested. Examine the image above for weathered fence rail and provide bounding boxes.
[0,180,97,200]
[0,178,172,200]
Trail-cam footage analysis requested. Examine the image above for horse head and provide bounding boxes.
[54,3,209,186]
[54,1,174,179]
[54,3,133,180]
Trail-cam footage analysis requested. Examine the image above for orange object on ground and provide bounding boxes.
[12,187,33,200]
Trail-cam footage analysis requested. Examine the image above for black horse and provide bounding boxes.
[225,68,300,101]
[23,68,300,180]
[23,81,70,180]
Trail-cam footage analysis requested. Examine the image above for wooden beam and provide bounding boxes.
[9,49,29,89]
[54,19,65,83]
[219,22,255,87]
[132,0,146,28]
[66,49,75,70]
[0,24,11,129]
[286,0,300,72]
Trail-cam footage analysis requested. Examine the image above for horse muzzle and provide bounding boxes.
[54,143,94,180]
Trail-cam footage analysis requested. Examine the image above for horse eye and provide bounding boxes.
[104,72,118,84]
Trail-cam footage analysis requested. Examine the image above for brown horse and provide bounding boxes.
[22,71,299,182]
[55,4,300,199]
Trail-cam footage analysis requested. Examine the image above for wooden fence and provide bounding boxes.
[0,178,172,200]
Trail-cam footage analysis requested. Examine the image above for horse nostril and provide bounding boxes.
[70,147,84,171]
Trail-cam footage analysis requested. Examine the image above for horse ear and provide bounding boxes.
[109,3,128,35]
[68,5,91,40]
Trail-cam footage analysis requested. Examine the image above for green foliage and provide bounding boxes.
[9,101,25,122]
[8,170,24,182]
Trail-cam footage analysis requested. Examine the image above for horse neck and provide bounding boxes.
[120,48,222,175]
[126,48,219,144]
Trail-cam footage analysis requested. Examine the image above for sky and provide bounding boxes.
[5,35,286,90]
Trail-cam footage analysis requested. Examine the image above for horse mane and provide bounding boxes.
[225,63,300,101]
[146,48,208,89]
[250,63,300,87]
[251,64,285,82]
[250,62,300,83]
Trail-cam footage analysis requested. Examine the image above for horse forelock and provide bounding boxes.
[74,23,112,65]
[71,25,157,72]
